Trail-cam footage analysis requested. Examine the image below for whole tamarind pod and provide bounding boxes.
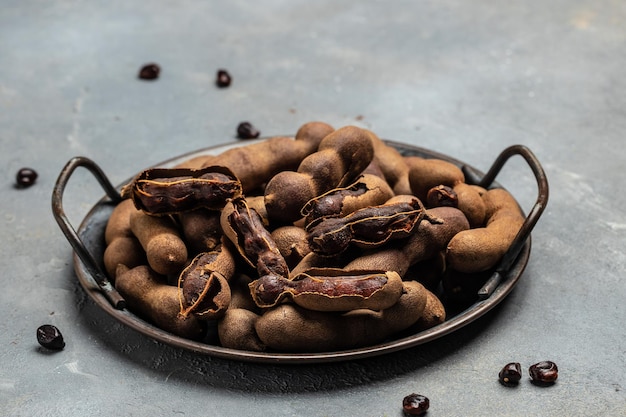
[446,188,524,273]
[220,197,289,278]
[301,174,394,229]
[115,265,206,340]
[121,166,242,216]
[366,130,412,195]
[177,248,234,320]
[248,269,404,311]
[104,198,136,244]
[264,125,375,224]
[182,122,335,192]
[254,280,428,352]
[129,210,188,276]
[178,208,222,255]
[307,197,442,256]
[103,236,146,281]
[218,308,266,352]
[344,206,470,275]
[270,226,312,269]
[406,156,465,202]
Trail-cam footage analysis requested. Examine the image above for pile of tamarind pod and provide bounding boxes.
[102,121,525,353]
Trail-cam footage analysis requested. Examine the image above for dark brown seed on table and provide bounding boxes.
[402,393,429,415]
[529,361,558,385]
[16,168,38,188]
[237,122,260,140]
[499,362,522,386]
[138,63,160,80]
[216,69,232,87]
[36,324,65,350]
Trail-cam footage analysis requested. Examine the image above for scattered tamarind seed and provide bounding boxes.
[138,63,160,80]
[529,361,558,385]
[498,362,522,386]
[216,69,232,87]
[402,393,430,415]
[16,168,38,188]
[36,324,65,350]
[237,122,260,139]
[426,184,458,208]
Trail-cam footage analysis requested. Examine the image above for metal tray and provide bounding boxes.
[52,140,548,364]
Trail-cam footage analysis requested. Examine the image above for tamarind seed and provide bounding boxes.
[426,185,458,208]
[216,69,232,87]
[138,63,160,80]
[16,168,38,188]
[402,393,429,415]
[499,362,522,386]
[237,122,260,139]
[36,324,65,350]
[529,361,558,385]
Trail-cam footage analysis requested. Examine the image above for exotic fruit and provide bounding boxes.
[121,166,242,215]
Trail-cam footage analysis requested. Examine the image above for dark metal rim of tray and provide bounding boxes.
[51,139,549,364]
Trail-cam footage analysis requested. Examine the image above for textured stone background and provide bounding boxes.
[1,1,625,416]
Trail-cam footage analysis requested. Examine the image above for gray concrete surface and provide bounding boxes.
[1,1,625,416]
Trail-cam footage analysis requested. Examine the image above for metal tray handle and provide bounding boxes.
[462,144,549,299]
[51,156,126,309]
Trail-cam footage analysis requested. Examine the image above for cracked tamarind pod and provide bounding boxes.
[342,206,471,277]
[177,244,236,320]
[179,121,335,193]
[254,280,428,352]
[220,196,289,278]
[121,165,242,216]
[406,156,466,202]
[264,125,375,224]
[248,269,404,312]
[307,196,442,256]
[300,173,394,229]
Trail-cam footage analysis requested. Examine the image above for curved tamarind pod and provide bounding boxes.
[248,269,404,311]
[254,280,428,352]
[446,188,524,273]
[301,174,394,229]
[121,166,242,215]
[264,126,375,224]
[406,156,465,202]
[307,197,442,256]
[177,246,235,320]
[344,206,470,276]
[221,197,289,278]
[115,265,206,340]
[178,122,335,191]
